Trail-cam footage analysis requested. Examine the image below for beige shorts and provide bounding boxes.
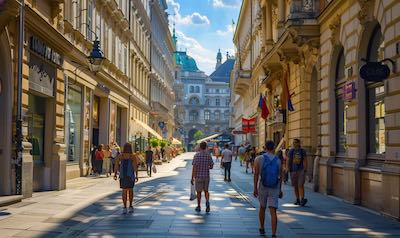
[290,170,305,187]
[195,178,210,192]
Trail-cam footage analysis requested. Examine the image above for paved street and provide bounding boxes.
[0,152,399,238]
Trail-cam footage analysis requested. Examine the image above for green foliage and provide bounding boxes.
[193,130,204,142]
[150,137,159,148]
[160,140,167,148]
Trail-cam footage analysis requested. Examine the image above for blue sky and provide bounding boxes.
[166,0,241,75]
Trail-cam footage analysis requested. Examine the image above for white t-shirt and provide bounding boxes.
[221,149,233,163]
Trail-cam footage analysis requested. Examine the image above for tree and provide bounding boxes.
[160,140,167,148]
[193,130,205,142]
[150,138,159,148]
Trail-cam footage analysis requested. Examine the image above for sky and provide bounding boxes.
[166,0,241,75]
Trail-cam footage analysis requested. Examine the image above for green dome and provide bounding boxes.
[175,51,200,72]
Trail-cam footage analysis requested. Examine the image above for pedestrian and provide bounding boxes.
[111,143,120,173]
[221,144,233,182]
[238,144,246,166]
[191,141,214,213]
[245,145,252,173]
[114,142,139,214]
[253,140,283,237]
[103,144,112,177]
[161,146,165,161]
[95,144,104,176]
[287,138,308,206]
[90,144,97,175]
[165,145,172,162]
[249,146,257,174]
[213,144,221,162]
[145,146,154,177]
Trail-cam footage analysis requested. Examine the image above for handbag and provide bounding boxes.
[152,165,157,173]
[190,182,196,200]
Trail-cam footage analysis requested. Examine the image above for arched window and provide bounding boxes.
[366,25,385,154]
[189,97,199,105]
[335,47,347,154]
[189,86,194,93]
[195,86,200,93]
[225,98,230,106]
[214,110,220,120]
[189,111,198,121]
[205,98,210,105]
[204,111,210,120]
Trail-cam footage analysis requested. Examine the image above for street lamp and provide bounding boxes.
[87,39,105,73]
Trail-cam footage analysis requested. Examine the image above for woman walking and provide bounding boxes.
[145,146,154,177]
[114,143,139,214]
[103,144,112,177]
[95,144,104,176]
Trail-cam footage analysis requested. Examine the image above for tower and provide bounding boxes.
[216,48,222,70]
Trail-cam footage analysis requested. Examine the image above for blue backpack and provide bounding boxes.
[119,158,135,188]
[261,153,280,188]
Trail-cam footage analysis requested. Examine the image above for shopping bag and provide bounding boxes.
[152,165,157,173]
[190,182,196,201]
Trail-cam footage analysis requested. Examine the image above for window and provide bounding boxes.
[335,48,347,154]
[189,111,198,121]
[225,99,230,106]
[366,25,385,155]
[216,98,220,106]
[189,86,194,93]
[195,86,200,93]
[216,89,220,93]
[204,111,210,120]
[87,0,93,41]
[189,97,199,105]
[215,111,220,120]
[205,98,210,105]
[95,9,101,41]
[224,110,230,120]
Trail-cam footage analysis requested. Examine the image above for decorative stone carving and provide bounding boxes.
[329,14,341,46]
[357,0,373,25]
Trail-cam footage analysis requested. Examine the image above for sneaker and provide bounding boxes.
[300,198,308,206]
[294,198,300,205]
[128,206,134,213]
[228,178,231,182]
[205,201,210,213]
[123,207,128,214]
[195,206,201,212]
[259,228,265,236]
[224,177,227,181]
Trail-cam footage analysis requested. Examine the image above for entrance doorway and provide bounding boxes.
[92,95,100,147]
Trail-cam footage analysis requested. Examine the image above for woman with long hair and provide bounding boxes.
[114,143,139,214]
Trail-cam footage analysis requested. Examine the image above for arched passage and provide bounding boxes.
[0,30,14,195]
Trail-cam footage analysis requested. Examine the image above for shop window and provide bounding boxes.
[335,48,347,154]
[66,86,83,163]
[366,25,385,155]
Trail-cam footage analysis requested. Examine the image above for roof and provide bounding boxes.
[175,51,200,72]
[209,58,235,83]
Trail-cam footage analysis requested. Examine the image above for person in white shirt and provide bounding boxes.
[221,144,233,182]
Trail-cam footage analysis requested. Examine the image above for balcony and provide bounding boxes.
[233,70,251,96]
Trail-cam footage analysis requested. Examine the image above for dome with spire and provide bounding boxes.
[175,51,200,72]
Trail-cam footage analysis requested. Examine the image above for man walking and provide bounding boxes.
[287,138,308,206]
[191,141,214,213]
[253,140,283,237]
[221,144,233,182]
[145,146,154,177]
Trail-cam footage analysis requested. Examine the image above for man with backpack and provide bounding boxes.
[253,140,283,237]
[287,138,308,206]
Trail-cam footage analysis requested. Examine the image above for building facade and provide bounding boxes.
[149,0,175,140]
[0,0,155,198]
[231,0,400,218]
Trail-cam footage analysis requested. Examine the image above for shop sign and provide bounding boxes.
[359,60,390,82]
[344,81,356,101]
[29,54,55,97]
[242,117,256,133]
[29,36,63,66]
[96,83,110,94]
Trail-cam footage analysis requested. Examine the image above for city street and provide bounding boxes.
[0,152,399,238]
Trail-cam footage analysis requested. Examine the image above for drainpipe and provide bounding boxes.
[15,0,25,195]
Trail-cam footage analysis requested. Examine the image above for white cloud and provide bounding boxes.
[212,0,241,8]
[167,0,210,25]
[216,24,234,36]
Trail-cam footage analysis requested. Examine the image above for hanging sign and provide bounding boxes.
[344,81,356,101]
[242,117,256,133]
[359,60,391,82]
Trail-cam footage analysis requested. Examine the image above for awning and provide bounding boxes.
[171,138,182,145]
[232,125,246,134]
[196,133,221,144]
[134,119,162,139]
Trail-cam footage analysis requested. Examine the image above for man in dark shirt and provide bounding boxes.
[287,139,308,206]
[145,146,154,177]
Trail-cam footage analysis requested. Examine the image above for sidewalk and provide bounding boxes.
[226,157,400,238]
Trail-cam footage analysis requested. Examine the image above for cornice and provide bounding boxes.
[132,0,151,32]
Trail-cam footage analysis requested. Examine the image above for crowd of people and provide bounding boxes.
[191,139,308,237]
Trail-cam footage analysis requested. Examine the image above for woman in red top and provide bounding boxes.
[95,144,104,176]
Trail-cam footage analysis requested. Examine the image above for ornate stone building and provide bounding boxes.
[149,0,175,140]
[0,0,155,198]
[231,0,400,218]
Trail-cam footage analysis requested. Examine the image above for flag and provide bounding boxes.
[258,94,263,111]
[283,69,295,112]
[261,96,270,119]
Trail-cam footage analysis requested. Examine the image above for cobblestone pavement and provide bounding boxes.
[0,152,399,238]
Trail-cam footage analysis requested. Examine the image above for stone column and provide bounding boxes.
[51,143,66,190]
[21,141,33,198]
[277,0,286,37]
[265,2,273,49]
